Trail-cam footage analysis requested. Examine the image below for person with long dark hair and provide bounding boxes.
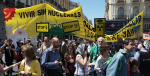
[16,40,24,63]
[64,44,76,76]
[114,38,123,52]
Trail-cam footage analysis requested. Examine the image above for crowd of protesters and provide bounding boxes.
[0,37,150,76]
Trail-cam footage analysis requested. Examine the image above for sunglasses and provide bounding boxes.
[21,51,24,53]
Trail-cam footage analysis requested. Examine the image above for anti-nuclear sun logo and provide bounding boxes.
[3,8,16,22]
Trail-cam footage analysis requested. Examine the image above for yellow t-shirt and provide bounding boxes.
[18,59,41,76]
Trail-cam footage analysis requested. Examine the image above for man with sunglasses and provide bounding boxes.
[88,37,105,76]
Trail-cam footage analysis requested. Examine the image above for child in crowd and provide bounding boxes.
[129,59,140,76]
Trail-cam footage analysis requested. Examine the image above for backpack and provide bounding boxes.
[99,52,125,76]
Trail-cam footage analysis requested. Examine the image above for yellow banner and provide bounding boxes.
[3,3,85,39]
[83,19,95,41]
[105,11,143,42]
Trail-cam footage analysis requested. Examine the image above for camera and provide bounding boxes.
[94,54,99,60]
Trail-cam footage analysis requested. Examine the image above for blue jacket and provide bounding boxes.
[41,46,60,69]
[106,49,129,76]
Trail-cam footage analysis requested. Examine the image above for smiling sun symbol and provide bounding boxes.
[3,8,16,22]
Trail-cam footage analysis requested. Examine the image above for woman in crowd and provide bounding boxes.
[64,44,76,76]
[18,45,41,76]
[129,59,140,76]
[16,40,24,63]
[74,44,88,76]
[0,51,20,76]
[94,43,110,75]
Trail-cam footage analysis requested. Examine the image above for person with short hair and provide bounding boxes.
[129,59,140,76]
[41,37,62,76]
[88,37,105,76]
[18,45,41,76]
[94,43,110,75]
[40,37,51,55]
[106,38,135,76]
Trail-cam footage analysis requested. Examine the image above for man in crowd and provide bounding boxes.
[41,37,62,76]
[87,40,95,58]
[88,37,105,76]
[1,39,15,76]
[129,40,140,59]
[25,38,33,46]
[134,40,150,76]
[40,37,51,55]
[106,38,134,76]
[62,39,68,55]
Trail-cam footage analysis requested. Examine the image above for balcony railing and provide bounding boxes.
[144,14,150,18]
[132,0,140,2]
[5,0,15,6]
[117,0,125,3]
[114,15,127,19]
[16,1,24,8]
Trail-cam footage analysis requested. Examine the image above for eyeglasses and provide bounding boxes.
[99,41,103,42]
[21,51,24,53]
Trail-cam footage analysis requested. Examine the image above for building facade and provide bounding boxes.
[0,0,70,39]
[105,0,150,34]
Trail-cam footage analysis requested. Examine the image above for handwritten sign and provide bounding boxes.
[62,20,80,33]
[36,22,49,32]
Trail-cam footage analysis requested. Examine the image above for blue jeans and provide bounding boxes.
[90,65,97,76]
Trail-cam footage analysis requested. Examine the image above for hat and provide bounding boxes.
[65,39,68,42]
[26,38,31,41]
[76,44,85,55]
[143,40,150,50]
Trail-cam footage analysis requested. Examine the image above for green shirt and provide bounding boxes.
[89,46,100,62]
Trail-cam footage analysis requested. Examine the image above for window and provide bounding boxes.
[26,0,30,5]
[133,6,139,17]
[118,7,124,18]
[146,6,150,18]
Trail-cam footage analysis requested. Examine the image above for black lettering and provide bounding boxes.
[123,31,126,38]
[127,29,131,37]
[78,12,81,17]
[74,13,77,17]
[99,28,101,31]
[60,13,63,17]
[136,17,138,24]
[38,10,41,16]
[32,11,35,17]
[48,10,53,15]
[130,29,134,36]
[64,13,67,17]
[138,15,141,23]
[43,9,46,15]
[107,37,111,41]
[71,14,74,17]
[132,21,136,26]
[18,13,22,18]
[53,11,56,16]
[67,14,70,17]
[112,36,116,40]
[56,12,59,17]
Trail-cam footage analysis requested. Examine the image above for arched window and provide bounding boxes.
[118,7,124,18]
[133,6,139,17]
[146,6,150,18]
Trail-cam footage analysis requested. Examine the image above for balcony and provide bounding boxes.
[145,0,150,2]
[117,0,125,3]
[114,15,127,19]
[55,1,57,6]
[132,0,140,2]
[144,14,150,18]
[5,0,15,6]
[26,5,30,7]
[16,1,24,8]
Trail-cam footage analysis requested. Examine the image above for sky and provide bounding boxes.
[71,0,106,26]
